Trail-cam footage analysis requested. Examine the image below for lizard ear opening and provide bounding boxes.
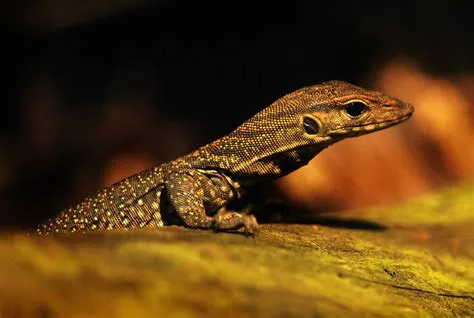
[303,116,320,135]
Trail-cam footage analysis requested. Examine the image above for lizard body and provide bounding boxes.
[37,81,414,235]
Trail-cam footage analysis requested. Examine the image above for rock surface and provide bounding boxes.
[0,183,473,317]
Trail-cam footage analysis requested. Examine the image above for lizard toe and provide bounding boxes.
[212,209,259,236]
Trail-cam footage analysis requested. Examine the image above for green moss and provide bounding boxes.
[0,182,474,317]
[352,181,474,226]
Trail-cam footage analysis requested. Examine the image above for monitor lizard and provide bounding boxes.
[37,81,414,236]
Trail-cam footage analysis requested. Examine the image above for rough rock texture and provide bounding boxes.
[0,182,473,317]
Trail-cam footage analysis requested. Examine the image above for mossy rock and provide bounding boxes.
[0,183,473,317]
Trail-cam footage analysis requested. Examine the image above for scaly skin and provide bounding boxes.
[37,81,414,236]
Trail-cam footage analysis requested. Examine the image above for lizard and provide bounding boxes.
[37,81,414,236]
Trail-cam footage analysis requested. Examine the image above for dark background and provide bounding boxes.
[3,0,474,230]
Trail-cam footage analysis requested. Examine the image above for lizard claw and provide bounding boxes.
[212,209,259,236]
[242,214,259,237]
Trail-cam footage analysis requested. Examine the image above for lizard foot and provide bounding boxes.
[212,208,259,236]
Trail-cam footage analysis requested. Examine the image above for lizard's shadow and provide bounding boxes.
[254,204,387,231]
[277,214,387,231]
[228,190,387,232]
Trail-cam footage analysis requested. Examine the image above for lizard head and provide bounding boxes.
[203,80,414,180]
[299,80,414,140]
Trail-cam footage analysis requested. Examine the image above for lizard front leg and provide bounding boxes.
[164,170,258,235]
[212,207,258,235]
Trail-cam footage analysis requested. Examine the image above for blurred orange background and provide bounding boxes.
[3,1,474,229]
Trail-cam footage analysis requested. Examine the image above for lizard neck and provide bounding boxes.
[182,100,334,181]
[186,133,330,182]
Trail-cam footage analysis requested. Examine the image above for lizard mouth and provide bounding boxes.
[357,113,412,130]
[329,113,412,137]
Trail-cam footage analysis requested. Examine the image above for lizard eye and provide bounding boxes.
[303,116,320,135]
[345,102,367,118]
